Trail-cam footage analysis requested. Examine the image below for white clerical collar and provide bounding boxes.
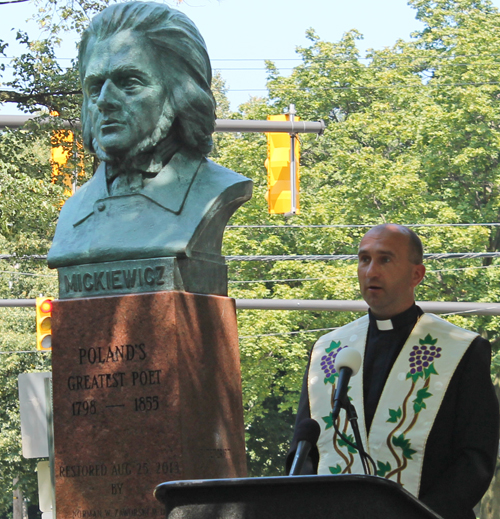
[376,319,394,331]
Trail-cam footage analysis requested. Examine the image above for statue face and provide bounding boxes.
[83,30,170,157]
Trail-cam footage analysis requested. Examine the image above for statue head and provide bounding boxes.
[79,2,216,162]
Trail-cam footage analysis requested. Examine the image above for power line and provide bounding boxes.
[0,270,57,278]
[228,265,500,285]
[227,252,500,262]
[0,350,49,355]
[0,255,48,260]
[239,327,338,339]
[5,54,500,63]
[227,223,500,229]
[213,62,500,72]
[232,81,500,93]
[2,252,500,262]
[0,264,495,284]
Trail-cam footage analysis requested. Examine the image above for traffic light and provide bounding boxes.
[265,114,300,215]
[50,112,84,198]
[36,297,54,351]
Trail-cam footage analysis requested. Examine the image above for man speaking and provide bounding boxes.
[287,224,499,519]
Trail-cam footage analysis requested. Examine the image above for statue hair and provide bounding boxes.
[79,2,215,156]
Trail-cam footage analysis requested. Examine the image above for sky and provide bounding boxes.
[1,0,500,115]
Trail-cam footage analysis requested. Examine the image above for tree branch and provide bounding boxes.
[0,89,82,105]
[0,0,30,5]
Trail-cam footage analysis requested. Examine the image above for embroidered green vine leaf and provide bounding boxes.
[322,413,334,430]
[413,387,433,413]
[424,363,438,379]
[416,387,432,400]
[329,464,342,474]
[403,447,417,459]
[420,334,438,346]
[326,340,341,353]
[338,434,357,454]
[406,370,424,383]
[376,461,392,477]
[413,400,426,413]
[392,434,417,460]
[387,407,402,423]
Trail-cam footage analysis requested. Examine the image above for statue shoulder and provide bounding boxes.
[201,158,253,189]
[58,163,107,221]
[63,163,105,205]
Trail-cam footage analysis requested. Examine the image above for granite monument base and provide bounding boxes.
[51,291,247,519]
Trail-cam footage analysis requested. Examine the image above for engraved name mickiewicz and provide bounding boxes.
[64,266,166,293]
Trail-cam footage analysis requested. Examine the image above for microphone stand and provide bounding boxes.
[344,402,371,475]
[333,396,377,476]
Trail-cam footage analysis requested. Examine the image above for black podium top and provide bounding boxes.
[155,474,443,519]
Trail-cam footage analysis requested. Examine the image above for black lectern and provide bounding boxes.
[155,475,444,519]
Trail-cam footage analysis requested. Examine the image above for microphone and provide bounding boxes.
[289,418,321,475]
[331,347,362,422]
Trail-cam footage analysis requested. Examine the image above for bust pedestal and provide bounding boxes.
[51,291,247,518]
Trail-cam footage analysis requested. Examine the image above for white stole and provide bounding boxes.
[308,313,477,496]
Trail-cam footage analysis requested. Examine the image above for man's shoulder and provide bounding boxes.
[419,312,479,341]
[313,315,369,347]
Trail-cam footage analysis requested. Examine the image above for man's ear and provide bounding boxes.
[412,264,426,288]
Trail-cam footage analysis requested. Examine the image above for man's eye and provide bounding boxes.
[88,84,102,98]
[121,77,143,90]
[382,257,391,263]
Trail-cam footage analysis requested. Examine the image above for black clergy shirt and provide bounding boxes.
[363,304,423,432]
[286,305,499,519]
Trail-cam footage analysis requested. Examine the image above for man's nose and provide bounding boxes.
[365,260,379,277]
[96,80,120,111]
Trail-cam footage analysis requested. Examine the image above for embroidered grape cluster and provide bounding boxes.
[409,344,442,375]
[321,345,346,383]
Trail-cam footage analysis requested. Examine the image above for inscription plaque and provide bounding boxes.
[51,291,246,518]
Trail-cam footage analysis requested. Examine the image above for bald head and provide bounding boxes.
[357,224,426,319]
[363,224,423,265]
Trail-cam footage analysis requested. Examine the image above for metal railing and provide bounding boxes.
[2,298,500,316]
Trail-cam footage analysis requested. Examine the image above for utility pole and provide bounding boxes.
[13,477,26,519]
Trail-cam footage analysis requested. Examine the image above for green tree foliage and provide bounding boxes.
[2,1,500,515]
[0,1,98,514]
[219,0,500,476]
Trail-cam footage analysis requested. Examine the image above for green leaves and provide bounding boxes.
[326,340,341,353]
[392,434,417,460]
[329,464,342,474]
[407,370,425,383]
[322,413,334,430]
[420,334,438,346]
[338,434,358,454]
[2,0,500,506]
[377,461,392,477]
[424,363,438,379]
[387,407,402,423]
[413,387,433,414]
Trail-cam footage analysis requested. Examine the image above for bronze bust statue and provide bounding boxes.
[48,2,252,290]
